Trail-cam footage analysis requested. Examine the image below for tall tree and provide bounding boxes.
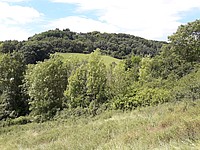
[168,19,200,63]
[19,41,51,64]
[0,53,27,120]
[65,49,107,109]
[66,64,88,108]
[86,49,107,105]
[25,55,68,119]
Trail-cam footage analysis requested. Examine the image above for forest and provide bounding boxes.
[0,28,165,64]
[0,19,199,123]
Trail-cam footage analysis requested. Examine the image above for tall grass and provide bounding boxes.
[1,100,200,149]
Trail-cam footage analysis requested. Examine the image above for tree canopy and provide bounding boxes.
[168,19,200,62]
[0,29,166,64]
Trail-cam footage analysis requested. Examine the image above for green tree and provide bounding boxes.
[112,78,172,110]
[0,53,28,120]
[149,20,200,81]
[107,62,133,98]
[168,19,200,62]
[86,49,107,105]
[151,45,194,80]
[25,55,68,120]
[0,40,21,53]
[139,57,153,82]
[19,41,51,64]
[66,64,88,108]
[65,49,107,111]
[173,68,200,101]
[124,55,141,81]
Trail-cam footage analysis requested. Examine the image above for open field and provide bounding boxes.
[56,52,121,66]
[1,100,200,150]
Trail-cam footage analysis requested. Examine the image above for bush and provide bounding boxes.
[112,87,171,110]
[11,116,32,125]
[0,116,32,127]
[173,68,200,101]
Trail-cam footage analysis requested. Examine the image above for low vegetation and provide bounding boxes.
[1,100,200,149]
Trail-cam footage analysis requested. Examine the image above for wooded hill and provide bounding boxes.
[0,29,165,64]
[0,19,199,122]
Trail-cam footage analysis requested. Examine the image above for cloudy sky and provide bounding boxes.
[0,0,199,41]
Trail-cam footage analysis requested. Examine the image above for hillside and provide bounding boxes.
[29,29,166,58]
[1,100,200,149]
[0,19,199,149]
[0,29,166,64]
[57,52,121,66]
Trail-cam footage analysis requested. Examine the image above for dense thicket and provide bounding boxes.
[0,19,199,122]
[0,29,165,64]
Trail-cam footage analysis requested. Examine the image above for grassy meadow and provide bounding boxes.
[1,100,200,150]
[56,52,121,66]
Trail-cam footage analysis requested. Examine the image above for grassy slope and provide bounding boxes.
[56,52,121,66]
[1,101,200,150]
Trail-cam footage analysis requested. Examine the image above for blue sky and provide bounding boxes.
[0,0,199,41]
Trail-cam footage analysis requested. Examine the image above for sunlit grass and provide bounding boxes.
[1,100,200,149]
[56,52,121,66]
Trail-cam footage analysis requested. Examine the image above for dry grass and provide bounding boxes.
[1,100,200,150]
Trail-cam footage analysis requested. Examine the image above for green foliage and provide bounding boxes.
[0,29,164,64]
[135,87,171,106]
[106,60,138,107]
[0,20,199,121]
[0,40,22,53]
[0,53,28,120]
[124,55,141,81]
[112,84,171,110]
[139,57,153,82]
[25,55,69,120]
[173,68,200,101]
[2,116,32,126]
[168,19,200,62]
[19,41,51,64]
[1,19,200,150]
[128,21,200,111]
[151,45,194,80]
[66,64,88,108]
[148,20,200,81]
[34,29,164,58]
[86,49,107,104]
[65,50,107,111]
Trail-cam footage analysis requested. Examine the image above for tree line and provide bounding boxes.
[0,28,165,64]
[0,19,199,122]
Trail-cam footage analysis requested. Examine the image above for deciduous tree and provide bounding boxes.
[0,53,27,120]
[25,55,68,119]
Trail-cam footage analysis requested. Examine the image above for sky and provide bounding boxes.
[0,0,199,41]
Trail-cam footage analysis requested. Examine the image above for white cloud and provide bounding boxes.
[0,26,31,41]
[0,2,41,24]
[50,0,200,40]
[47,16,119,33]
[0,0,29,2]
[0,1,42,41]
